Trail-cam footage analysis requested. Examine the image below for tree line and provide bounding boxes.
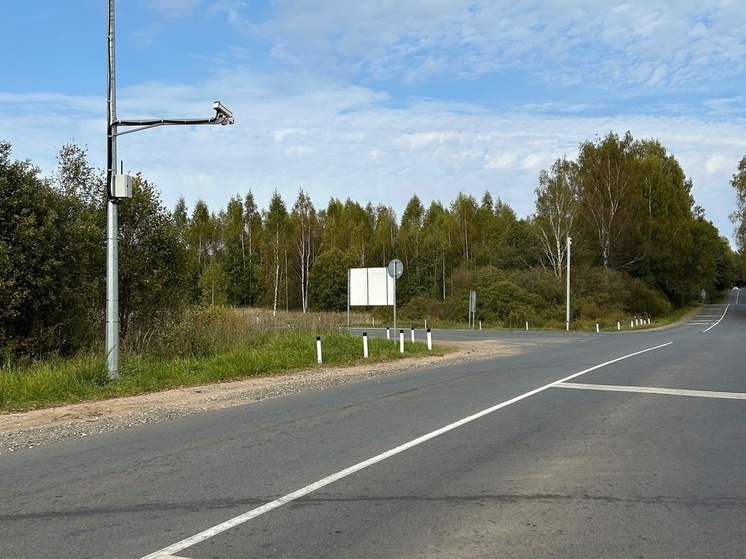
[1,132,741,361]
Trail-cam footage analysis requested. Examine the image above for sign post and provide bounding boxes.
[468,290,477,329]
[387,259,404,340]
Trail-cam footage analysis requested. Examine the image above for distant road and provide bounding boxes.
[2,293,744,558]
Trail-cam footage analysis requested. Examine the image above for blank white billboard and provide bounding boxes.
[349,268,394,306]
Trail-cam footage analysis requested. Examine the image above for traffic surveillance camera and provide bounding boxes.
[213,101,234,124]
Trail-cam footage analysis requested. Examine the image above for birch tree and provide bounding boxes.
[534,157,578,276]
[264,191,288,315]
[291,189,321,312]
[576,131,641,268]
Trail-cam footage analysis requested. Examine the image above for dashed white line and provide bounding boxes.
[139,342,674,559]
[555,382,746,400]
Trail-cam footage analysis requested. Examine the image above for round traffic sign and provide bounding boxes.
[387,258,404,279]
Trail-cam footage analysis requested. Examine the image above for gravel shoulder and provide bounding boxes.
[0,341,514,454]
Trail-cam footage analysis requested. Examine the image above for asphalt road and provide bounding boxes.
[2,291,744,558]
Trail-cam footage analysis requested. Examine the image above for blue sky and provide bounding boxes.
[1,0,745,246]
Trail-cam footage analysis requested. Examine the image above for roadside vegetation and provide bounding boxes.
[1,134,744,412]
[0,309,440,413]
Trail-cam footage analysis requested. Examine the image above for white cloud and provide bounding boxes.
[4,78,742,221]
[224,0,745,92]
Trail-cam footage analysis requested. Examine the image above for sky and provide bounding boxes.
[1,0,745,246]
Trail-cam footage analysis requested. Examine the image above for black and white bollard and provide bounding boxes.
[427,328,432,351]
[399,329,405,353]
[316,336,322,364]
[363,332,369,359]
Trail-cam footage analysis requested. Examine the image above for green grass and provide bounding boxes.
[0,300,704,414]
[0,330,443,413]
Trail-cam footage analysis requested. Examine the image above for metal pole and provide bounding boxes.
[106,0,119,379]
[566,236,571,332]
[393,274,397,343]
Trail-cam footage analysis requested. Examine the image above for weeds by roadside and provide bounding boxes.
[0,308,440,413]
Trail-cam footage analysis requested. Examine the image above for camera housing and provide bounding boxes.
[213,101,234,124]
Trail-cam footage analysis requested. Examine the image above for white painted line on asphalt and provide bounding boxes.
[140,341,673,559]
[555,382,746,400]
[703,305,730,333]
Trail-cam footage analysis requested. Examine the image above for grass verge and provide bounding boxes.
[0,331,443,414]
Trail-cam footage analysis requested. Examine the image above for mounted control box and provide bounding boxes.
[114,174,133,198]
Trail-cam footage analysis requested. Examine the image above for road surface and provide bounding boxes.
[2,291,744,558]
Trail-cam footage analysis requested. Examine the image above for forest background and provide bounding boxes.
[1,130,744,365]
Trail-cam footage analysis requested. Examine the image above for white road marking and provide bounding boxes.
[138,342,673,559]
[555,382,746,400]
[703,305,729,333]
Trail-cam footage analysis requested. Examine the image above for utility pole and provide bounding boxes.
[566,236,572,331]
[105,0,233,379]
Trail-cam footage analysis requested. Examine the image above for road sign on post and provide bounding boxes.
[387,259,403,339]
[468,290,477,329]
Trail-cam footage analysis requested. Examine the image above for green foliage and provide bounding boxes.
[1,133,738,365]
[117,174,192,340]
[0,142,102,359]
[730,155,746,253]
[572,266,671,319]
[224,241,257,306]
[468,267,547,327]
[0,308,439,412]
[308,248,357,311]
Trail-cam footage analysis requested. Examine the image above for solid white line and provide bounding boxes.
[703,305,729,333]
[555,382,746,400]
[140,341,673,559]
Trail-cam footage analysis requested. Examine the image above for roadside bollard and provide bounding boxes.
[427,328,432,351]
[399,330,405,353]
[363,332,369,359]
[411,327,415,342]
[316,336,322,364]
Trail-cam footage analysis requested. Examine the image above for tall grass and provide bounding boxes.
[0,308,438,413]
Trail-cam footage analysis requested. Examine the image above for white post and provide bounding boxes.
[631,320,634,328]
[566,236,572,331]
[617,321,620,331]
[427,328,432,351]
[424,319,427,330]
[386,327,390,340]
[596,323,600,333]
[399,330,405,353]
[479,320,482,330]
[363,332,369,359]
[526,321,529,331]
[411,327,415,342]
[316,336,322,364]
